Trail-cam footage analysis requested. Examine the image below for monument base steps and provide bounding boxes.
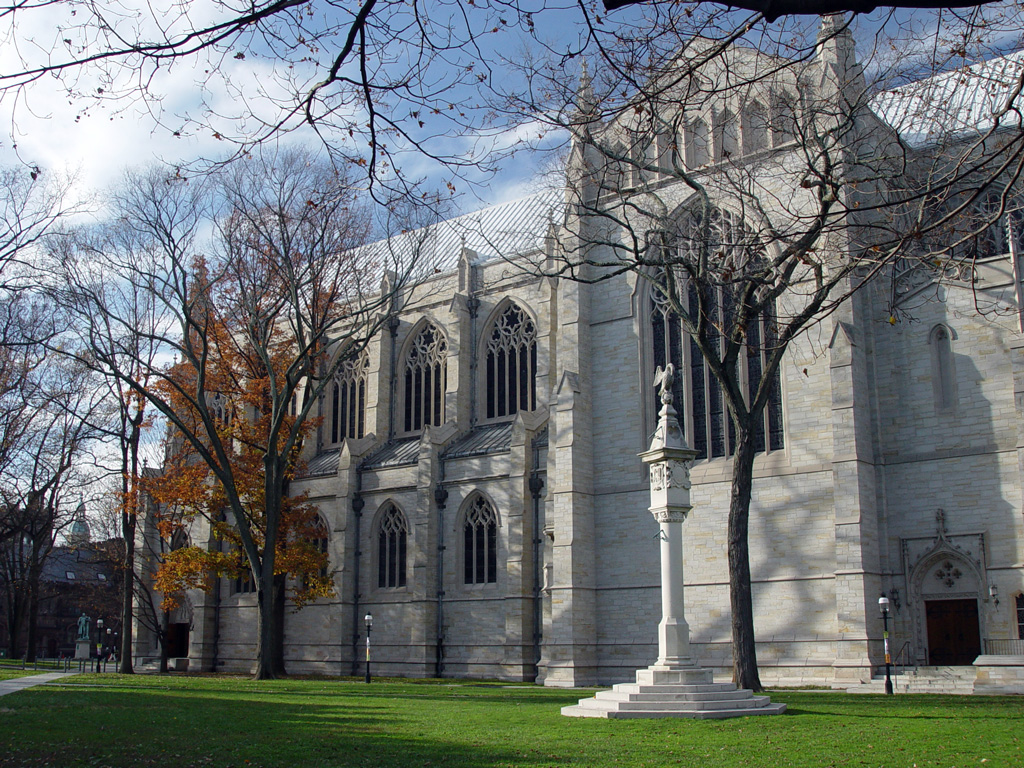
[562,665,787,720]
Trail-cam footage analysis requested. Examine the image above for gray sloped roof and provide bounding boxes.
[359,191,562,276]
[361,438,421,469]
[871,50,1024,147]
[303,449,340,478]
[441,423,515,459]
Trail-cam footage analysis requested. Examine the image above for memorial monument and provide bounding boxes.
[562,366,786,718]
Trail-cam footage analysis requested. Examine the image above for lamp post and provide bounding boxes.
[879,596,893,695]
[364,613,373,684]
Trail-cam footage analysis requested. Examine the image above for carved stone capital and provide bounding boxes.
[651,507,690,524]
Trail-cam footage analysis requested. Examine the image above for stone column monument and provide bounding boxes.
[562,366,786,718]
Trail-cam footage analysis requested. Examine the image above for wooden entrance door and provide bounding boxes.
[166,622,190,658]
[925,599,980,665]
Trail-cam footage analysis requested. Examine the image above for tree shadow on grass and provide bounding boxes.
[0,683,583,768]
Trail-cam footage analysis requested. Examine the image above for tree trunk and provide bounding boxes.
[272,573,286,676]
[119,526,135,673]
[158,610,170,674]
[24,565,40,663]
[253,572,277,680]
[728,420,763,693]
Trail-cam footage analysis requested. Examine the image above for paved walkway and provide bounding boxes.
[0,671,79,697]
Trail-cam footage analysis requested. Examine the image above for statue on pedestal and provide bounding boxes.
[76,614,90,642]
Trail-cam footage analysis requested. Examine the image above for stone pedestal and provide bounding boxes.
[74,640,91,660]
[563,390,785,720]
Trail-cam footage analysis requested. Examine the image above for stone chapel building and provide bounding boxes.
[134,20,1024,688]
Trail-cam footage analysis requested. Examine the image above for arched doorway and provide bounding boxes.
[911,552,983,666]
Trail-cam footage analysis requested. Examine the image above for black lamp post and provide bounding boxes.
[879,595,893,695]
[364,612,373,684]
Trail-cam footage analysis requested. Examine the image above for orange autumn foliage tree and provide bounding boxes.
[144,347,334,613]
[49,151,416,679]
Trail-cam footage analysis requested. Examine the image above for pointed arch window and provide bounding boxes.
[209,392,232,428]
[742,101,769,155]
[326,352,369,446]
[486,304,538,420]
[377,504,408,589]
[311,515,330,580]
[650,209,784,460]
[403,324,447,433]
[685,118,710,168]
[713,108,738,161]
[464,495,498,585]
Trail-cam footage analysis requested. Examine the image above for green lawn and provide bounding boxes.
[0,675,1020,768]
[0,669,40,681]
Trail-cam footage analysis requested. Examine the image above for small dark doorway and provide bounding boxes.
[926,599,981,665]
[166,623,190,658]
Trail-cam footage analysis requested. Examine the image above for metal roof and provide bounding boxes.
[361,438,421,469]
[442,423,515,459]
[872,50,1024,148]
[358,191,563,277]
[303,449,340,478]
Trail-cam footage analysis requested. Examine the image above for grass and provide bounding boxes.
[0,674,1021,768]
[0,669,41,681]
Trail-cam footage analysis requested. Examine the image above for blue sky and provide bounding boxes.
[1,1,1021,224]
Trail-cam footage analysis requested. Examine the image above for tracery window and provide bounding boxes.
[209,392,232,427]
[326,352,369,445]
[311,516,329,580]
[377,504,408,589]
[650,210,784,461]
[713,108,738,161]
[485,304,538,420]
[742,101,769,155]
[463,495,498,585]
[403,323,447,433]
[685,119,711,168]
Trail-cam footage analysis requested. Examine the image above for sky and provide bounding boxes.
[2,2,1022,224]
[0,0,578,221]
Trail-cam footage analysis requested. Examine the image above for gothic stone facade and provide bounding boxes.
[134,33,1024,687]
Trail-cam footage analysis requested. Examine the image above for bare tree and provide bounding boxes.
[0,166,76,288]
[488,12,1024,689]
[0,317,107,660]
[47,149,431,679]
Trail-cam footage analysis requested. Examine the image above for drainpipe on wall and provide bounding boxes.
[528,443,545,682]
[467,297,480,427]
[350,482,365,677]
[434,470,449,678]
[388,315,400,441]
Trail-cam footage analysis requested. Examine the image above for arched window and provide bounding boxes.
[770,93,798,146]
[713,108,739,161]
[485,304,538,420]
[210,393,232,428]
[327,352,368,446]
[742,101,769,155]
[403,323,447,433]
[685,118,710,168]
[463,495,498,585]
[377,504,408,589]
[965,192,1010,260]
[930,325,957,412]
[311,516,330,580]
[650,209,784,460]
